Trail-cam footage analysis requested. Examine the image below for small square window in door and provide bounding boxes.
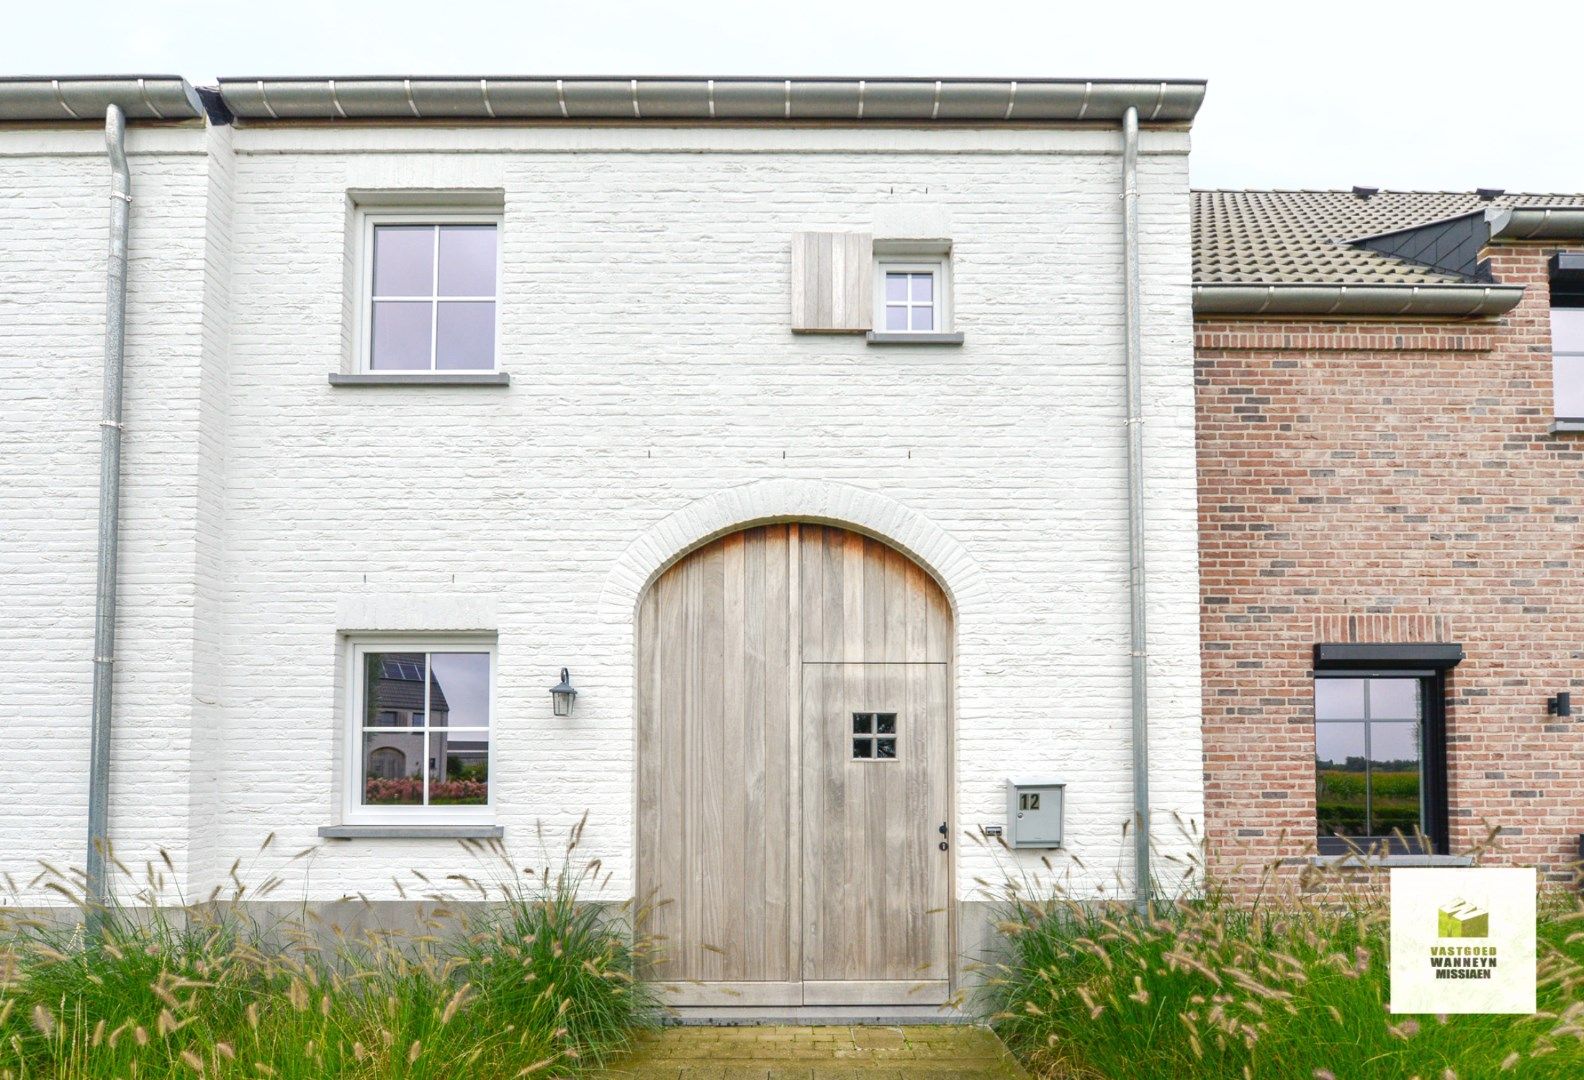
[851,713,898,761]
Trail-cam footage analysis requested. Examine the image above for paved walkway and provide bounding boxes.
[595,1024,1030,1079]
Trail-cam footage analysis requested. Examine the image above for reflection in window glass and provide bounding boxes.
[851,713,899,761]
[1369,722,1422,836]
[1315,721,1367,838]
[1314,675,1426,845]
[363,732,423,804]
[361,650,490,808]
[1369,679,1419,720]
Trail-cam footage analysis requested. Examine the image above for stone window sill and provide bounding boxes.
[328,372,510,387]
[318,824,504,840]
[865,332,965,346]
[1550,419,1584,433]
[1309,853,1473,869]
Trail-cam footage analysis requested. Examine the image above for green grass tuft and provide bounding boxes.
[980,849,1584,1080]
[0,821,655,1078]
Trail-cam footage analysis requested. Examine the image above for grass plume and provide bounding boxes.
[0,824,654,1078]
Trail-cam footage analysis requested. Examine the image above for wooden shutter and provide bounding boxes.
[790,231,873,333]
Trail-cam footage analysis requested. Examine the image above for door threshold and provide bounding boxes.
[662,1003,973,1026]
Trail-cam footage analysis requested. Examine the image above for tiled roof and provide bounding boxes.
[1194,190,1584,286]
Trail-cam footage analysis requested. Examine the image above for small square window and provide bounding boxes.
[882,270,937,332]
[347,638,495,824]
[874,254,950,335]
[361,215,500,373]
[851,713,899,761]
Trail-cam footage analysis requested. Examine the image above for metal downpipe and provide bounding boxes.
[1120,105,1152,911]
[86,104,130,928]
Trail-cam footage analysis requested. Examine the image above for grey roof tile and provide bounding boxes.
[1193,190,1584,286]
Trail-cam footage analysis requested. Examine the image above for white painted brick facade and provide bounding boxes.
[0,120,1201,908]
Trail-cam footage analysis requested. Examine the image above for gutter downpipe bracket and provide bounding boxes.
[86,103,130,934]
[1120,106,1152,912]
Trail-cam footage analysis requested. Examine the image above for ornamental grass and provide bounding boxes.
[0,818,655,1078]
[979,824,1584,1080]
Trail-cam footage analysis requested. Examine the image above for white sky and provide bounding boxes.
[6,0,1581,192]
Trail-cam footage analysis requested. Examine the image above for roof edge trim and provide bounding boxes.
[214,76,1206,123]
[0,77,203,122]
[1193,283,1525,318]
[1487,206,1584,241]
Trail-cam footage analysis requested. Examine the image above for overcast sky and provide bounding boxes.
[6,0,1580,192]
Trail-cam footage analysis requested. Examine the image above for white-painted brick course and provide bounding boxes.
[0,120,1201,907]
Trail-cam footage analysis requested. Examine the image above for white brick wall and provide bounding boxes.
[0,121,1201,908]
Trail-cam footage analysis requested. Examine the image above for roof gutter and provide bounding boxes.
[0,76,202,121]
[215,76,1206,123]
[1192,283,1525,318]
[1486,206,1584,241]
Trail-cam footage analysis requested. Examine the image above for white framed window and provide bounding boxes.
[874,257,951,334]
[357,212,501,373]
[344,636,495,825]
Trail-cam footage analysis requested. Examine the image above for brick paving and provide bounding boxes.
[595,1024,1031,1078]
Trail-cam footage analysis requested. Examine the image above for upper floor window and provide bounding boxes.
[346,638,494,824]
[361,215,500,372]
[874,256,951,335]
[1552,253,1584,420]
[883,269,938,332]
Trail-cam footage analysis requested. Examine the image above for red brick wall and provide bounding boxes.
[1195,246,1584,892]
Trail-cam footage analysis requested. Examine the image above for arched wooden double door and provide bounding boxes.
[637,523,952,1007]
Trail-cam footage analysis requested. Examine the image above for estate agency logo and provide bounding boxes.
[1390,868,1536,1014]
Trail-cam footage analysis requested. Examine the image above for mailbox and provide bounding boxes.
[1006,778,1065,849]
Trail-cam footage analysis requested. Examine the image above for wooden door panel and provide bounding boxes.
[799,527,951,665]
[638,523,950,1005]
[800,662,949,990]
[637,526,799,985]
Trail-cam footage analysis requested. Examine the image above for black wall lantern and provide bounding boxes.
[550,668,577,717]
[1548,691,1572,718]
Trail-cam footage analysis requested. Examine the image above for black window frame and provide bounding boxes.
[1312,643,1460,857]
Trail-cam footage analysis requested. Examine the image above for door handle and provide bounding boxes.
[938,822,949,851]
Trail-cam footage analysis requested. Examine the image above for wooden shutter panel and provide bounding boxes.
[791,231,873,333]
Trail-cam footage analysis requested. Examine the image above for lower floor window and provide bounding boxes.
[350,640,493,821]
[1314,671,1447,854]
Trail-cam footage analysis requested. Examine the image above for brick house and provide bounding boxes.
[1194,190,1584,890]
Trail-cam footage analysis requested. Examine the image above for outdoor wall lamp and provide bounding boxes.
[1548,691,1571,717]
[550,668,578,717]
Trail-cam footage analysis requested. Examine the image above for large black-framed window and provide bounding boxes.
[1312,643,1459,856]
